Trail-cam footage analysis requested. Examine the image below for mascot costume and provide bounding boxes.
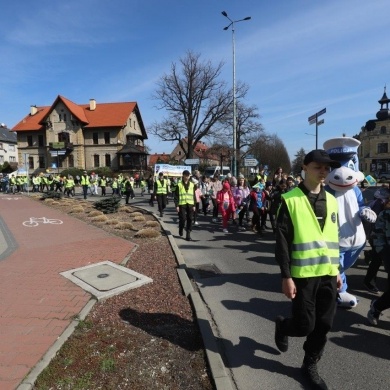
[323,137,376,307]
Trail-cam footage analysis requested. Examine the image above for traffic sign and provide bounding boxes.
[317,108,326,116]
[244,158,258,167]
[308,107,326,122]
[184,158,200,165]
[317,119,325,125]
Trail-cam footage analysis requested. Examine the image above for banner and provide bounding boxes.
[154,164,191,177]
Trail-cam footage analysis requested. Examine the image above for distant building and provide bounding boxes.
[148,153,171,167]
[11,95,148,173]
[0,123,18,169]
[170,138,219,166]
[358,87,390,175]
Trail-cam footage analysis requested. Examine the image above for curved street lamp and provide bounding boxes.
[222,11,251,177]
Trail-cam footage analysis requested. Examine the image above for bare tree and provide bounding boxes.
[214,100,264,172]
[248,133,291,174]
[150,51,245,159]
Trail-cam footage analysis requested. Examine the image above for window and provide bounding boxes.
[9,156,16,162]
[64,114,67,122]
[0,142,3,149]
[378,143,388,154]
[105,154,111,167]
[39,156,45,168]
[9,145,15,152]
[93,132,99,145]
[94,154,100,167]
[59,114,62,121]
[104,132,110,144]
[381,126,387,134]
[38,135,44,147]
[58,132,69,143]
[27,135,33,146]
[68,154,74,168]
[0,155,4,164]
[28,156,34,169]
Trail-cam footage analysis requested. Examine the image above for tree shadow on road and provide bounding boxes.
[118,307,203,352]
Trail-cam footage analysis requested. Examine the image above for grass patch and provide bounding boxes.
[114,222,136,230]
[69,206,84,213]
[101,357,116,372]
[106,219,120,225]
[132,215,146,222]
[144,221,160,228]
[135,228,161,238]
[88,210,104,217]
[91,215,108,222]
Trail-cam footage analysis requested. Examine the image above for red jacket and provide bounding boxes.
[216,189,236,213]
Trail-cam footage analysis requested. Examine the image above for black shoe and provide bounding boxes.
[274,316,288,352]
[179,227,183,237]
[186,232,192,241]
[363,281,380,294]
[301,356,328,390]
[159,212,163,217]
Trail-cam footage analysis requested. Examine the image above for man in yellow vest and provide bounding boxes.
[80,171,90,200]
[154,172,169,217]
[274,149,343,390]
[174,170,196,241]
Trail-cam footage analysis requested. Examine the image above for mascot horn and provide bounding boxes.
[323,137,376,308]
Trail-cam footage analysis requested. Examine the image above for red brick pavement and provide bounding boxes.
[0,195,136,390]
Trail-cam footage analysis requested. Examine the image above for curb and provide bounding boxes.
[17,299,97,390]
[155,211,235,390]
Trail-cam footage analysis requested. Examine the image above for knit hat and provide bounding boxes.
[238,173,245,179]
[230,177,237,186]
[223,182,230,190]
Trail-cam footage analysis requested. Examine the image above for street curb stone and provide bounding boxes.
[155,212,235,390]
[17,299,97,390]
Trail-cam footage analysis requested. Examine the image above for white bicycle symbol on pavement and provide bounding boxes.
[22,217,63,227]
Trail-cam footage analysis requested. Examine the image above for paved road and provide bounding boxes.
[135,192,390,390]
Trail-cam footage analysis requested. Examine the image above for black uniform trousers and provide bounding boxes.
[178,204,194,232]
[156,194,167,213]
[280,275,337,357]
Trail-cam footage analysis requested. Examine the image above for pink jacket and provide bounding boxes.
[216,189,236,213]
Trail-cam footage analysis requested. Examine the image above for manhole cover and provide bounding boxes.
[60,261,153,300]
[73,264,138,291]
[190,264,222,279]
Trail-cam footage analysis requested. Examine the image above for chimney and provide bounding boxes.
[89,98,96,111]
[30,105,38,116]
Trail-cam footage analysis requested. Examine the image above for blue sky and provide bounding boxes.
[1,0,389,161]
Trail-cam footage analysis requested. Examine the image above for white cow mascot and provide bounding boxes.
[323,137,376,307]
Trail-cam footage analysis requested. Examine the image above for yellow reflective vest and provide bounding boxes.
[81,175,90,185]
[282,187,339,278]
[156,179,167,195]
[178,182,195,206]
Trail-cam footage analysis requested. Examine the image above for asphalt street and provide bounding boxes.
[134,192,390,390]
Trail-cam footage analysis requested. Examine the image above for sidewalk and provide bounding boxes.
[0,194,136,390]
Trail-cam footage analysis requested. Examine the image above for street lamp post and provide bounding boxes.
[222,11,251,178]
